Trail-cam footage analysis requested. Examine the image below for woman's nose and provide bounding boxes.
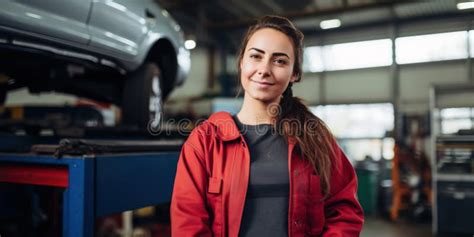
[257,61,271,76]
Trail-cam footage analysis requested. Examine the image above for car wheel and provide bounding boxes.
[0,87,6,104]
[0,74,8,104]
[122,63,163,130]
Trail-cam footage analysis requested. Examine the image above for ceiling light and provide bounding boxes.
[184,40,196,50]
[457,1,474,10]
[320,19,341,30]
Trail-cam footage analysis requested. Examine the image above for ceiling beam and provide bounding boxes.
[230,0,262,17]
[261,0,283,14]
[302,11,473,37]
[205,0,412,29]
[216,0,248,18]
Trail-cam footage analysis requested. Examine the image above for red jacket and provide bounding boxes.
[171,111,364,237]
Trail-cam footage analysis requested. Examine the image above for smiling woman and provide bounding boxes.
[171,15,364,237]
[239,28,296,105]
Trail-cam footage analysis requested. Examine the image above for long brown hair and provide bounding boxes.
[236,15,336,196]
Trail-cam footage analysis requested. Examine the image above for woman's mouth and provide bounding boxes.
[250,79,274,88]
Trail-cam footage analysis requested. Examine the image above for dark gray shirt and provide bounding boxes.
[234,116,289,237]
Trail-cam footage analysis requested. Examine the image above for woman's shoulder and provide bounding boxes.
[187,111,238,141]
[191,111,240,141]
[187,119,216,141]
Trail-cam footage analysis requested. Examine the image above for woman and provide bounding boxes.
[171,15,364,237]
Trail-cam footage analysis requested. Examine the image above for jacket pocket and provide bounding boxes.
[207,177,223,237]
[308,174,325,236]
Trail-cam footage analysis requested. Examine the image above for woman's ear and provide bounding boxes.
[290,74,298,83]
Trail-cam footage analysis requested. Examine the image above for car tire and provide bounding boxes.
[122,62,163,130]
[0,74,8,104]
[0,87,6,104]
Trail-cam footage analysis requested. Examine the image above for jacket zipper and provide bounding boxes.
[235,136,251,237]
[288,142,294,237]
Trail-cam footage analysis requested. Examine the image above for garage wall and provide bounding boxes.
[399,60,469,113]
[296,67,392,105]
[170,17,473,117]
[323,67,391,104]
[293,74,322,104]
[297,60,470,113]
[297,17,473,113]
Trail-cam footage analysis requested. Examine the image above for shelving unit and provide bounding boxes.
[429,83,474,235]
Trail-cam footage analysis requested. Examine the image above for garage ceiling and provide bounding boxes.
[156,0,473,50]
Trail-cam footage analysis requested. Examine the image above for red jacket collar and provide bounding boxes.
[207,111,241,141]
[207,111,297,144]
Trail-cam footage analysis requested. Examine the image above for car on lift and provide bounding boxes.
[0,0,190,129]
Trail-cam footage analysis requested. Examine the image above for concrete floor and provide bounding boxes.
[361,216,433,237]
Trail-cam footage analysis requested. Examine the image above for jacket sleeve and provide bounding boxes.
[322,143,364,237]
[170,129,212,237]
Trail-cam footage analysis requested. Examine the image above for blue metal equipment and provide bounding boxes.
[0,140,180,237]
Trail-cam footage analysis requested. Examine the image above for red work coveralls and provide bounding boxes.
[171,111,364,237]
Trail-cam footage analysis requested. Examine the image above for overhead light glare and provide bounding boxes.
[320,19,341,30]
[184,40,196,50]
[457,2,474,10]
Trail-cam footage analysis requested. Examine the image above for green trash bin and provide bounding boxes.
[356,168,378,215]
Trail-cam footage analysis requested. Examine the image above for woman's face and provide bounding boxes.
[240,28,296,104]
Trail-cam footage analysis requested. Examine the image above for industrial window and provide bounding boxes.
[310,103,394,138]
[304,39,392,72]
[321,39,392,71]
[303,46,324,72]
[395,31,469,64]
[470,30,474,57]
[304,30,474,73]
[440,107,474,134]
[310,103,394,161]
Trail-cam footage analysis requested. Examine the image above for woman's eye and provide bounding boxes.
[250,54,261,59]
[274,59,288,65]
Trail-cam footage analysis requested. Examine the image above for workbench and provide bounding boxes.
[0,143,180,237]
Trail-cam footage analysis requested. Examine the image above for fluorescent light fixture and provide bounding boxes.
[25,12,42,19]
[184,40,196,50]
[457,1,474,10]
[320,19,341,30]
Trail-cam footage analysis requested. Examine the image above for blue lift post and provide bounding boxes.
[0,151,180,237]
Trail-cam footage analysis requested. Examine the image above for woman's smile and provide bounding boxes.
[250,78,275,88]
